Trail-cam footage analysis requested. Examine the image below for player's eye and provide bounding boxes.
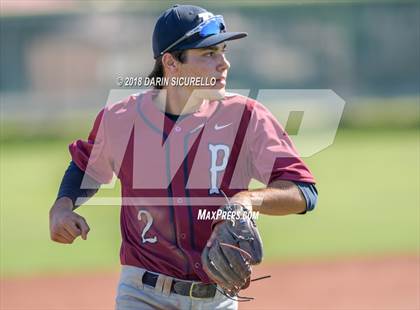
[204,51,215,57]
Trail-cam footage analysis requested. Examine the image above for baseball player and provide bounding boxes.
[49,5,318,310]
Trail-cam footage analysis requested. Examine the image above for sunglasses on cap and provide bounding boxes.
[160,15,226,55]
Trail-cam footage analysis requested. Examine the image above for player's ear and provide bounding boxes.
[162,53,179,74]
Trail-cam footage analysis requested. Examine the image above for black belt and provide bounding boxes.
[142,271,217,299]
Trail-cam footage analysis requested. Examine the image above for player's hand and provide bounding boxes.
[49,197,90,244]
[201,203,263,296]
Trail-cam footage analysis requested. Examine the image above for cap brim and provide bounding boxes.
[176,32,247,51]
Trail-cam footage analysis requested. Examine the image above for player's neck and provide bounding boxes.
[163,86,205,115]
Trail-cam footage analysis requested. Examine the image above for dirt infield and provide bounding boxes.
[1,255,419,310]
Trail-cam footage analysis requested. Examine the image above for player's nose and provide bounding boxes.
[218,54,230,72]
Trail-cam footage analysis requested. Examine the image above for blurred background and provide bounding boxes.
[1,1,419,309]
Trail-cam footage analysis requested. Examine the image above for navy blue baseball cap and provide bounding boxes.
[152,5,247,59]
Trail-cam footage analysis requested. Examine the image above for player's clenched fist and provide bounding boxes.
[49,197,90,244]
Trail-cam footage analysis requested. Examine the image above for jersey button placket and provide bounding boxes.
[171,126,191,252]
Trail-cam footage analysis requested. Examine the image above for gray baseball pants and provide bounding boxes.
[115,265,238,310]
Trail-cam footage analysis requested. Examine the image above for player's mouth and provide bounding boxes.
[215,77,226,86]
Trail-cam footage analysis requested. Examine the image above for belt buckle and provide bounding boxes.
[189,281,202,300]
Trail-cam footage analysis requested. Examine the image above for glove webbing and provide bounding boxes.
[217,242,271,302]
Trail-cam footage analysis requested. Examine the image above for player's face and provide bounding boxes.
[179,43,230,99]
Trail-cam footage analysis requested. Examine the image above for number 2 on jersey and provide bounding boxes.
[137,210,157,244]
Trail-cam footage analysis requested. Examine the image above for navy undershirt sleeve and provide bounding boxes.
[56,161,101,209]
[293,181,318,213]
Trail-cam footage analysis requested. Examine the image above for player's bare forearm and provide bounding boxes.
[231,180,306,215]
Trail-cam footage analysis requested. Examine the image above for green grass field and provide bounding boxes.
[1,129,419,276]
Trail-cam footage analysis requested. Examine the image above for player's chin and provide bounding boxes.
[212,78,227,91]
[210,83,227,98]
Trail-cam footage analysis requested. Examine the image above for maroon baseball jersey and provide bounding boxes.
[69,90,315,283]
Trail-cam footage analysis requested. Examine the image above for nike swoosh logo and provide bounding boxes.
[214,123,232,130]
